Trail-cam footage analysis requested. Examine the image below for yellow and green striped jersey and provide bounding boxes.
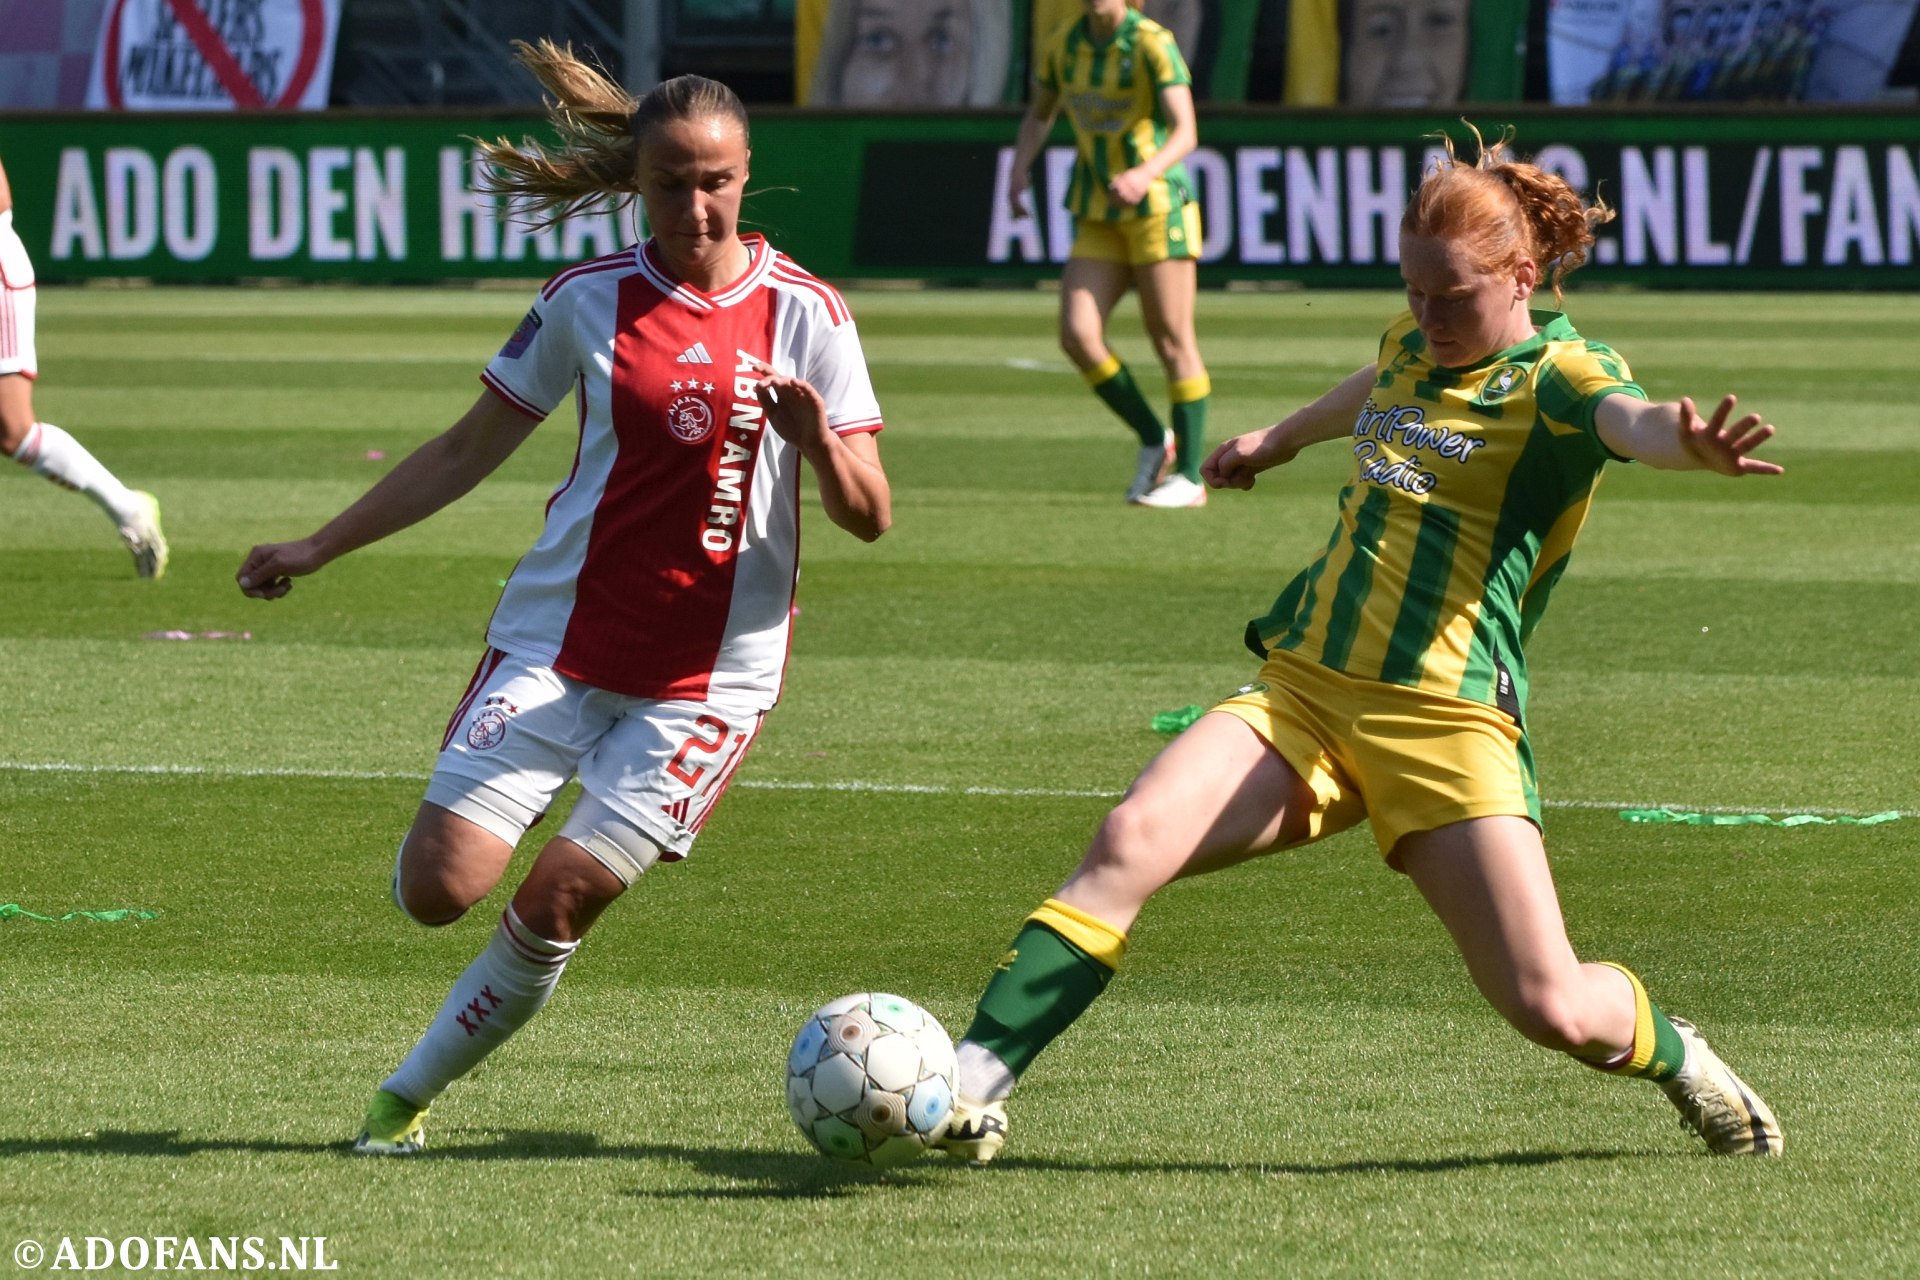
[1036,8,1194,222]
[1247,311,1646,722]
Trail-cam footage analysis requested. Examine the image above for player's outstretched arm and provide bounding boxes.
[1595,392,1783,476]
[1203,363,1376,491]
[237,390,540,599]
[754,373,891,542]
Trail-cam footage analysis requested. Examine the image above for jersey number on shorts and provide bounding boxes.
[666,715,731,788]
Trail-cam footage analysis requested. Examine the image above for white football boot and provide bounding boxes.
[118,490,170,580]
[1660,1017,1783,1156]
[1124,433,1176,503]
[937,1096,1009,1165]
[1131,474,1208,508]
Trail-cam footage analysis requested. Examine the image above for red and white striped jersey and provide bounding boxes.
[477,234,883,707]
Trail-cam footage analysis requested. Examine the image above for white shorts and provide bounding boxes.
[0,212,38,379]
[428,648,766,869]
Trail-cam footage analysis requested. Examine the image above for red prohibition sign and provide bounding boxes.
[102,0,327,110]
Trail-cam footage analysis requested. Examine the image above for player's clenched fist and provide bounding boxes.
[1202,427,1298,491]
[236,539,325,599]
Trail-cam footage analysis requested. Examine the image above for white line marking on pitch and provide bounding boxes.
[0,760,1909,818]
[188,352,469,363]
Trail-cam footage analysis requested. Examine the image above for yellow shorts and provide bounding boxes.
[1212,649,1540,867]
[1070,204,1203,266]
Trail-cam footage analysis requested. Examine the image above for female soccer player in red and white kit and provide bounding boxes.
[1,152,168,577]
[236,44,892,1154]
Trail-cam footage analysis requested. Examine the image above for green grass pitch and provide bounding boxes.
[2,284,1917,1277]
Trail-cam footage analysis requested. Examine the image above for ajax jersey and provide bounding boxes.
[478,235,883,708]
[1247,310,1643,722]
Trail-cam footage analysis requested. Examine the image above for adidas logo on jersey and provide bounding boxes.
[676,342,714,365]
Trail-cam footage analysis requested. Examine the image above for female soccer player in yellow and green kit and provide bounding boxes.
[938,127,1787,1163]
[1010,0,1210,507]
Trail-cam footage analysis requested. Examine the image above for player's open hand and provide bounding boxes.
[236,539,325,599]
[753,366,831,451]
[1202,427,1298,491]
[1679,394,1782,477]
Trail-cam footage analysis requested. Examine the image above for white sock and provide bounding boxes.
[955,1040,1016,1103]
[380,905,578,1107]
[9,421,140,524]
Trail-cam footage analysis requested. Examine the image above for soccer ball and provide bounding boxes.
[785,992,957,1168]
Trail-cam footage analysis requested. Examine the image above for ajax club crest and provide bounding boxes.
[667,378,719,444]
[467,695,517,752]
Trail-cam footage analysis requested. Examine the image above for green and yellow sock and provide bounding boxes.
[1587,962,1686,1083]
[1084,354,1168,450]
[1169,374,1210,482]
[960,898,1128,1079]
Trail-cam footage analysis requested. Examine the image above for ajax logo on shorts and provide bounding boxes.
[467,695,518,752]
[667,379,719,444]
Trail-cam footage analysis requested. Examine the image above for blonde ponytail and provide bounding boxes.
[473,39,750,229]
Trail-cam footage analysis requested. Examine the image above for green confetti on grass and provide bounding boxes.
[1152,705,1206,734]
[1619,809,1900,827]
[0,904,160,923]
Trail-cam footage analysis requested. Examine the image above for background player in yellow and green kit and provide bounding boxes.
[938,127,1787,1163]
[1010,0,1211,507]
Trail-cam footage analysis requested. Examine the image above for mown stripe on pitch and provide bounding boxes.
[1,761,1909,817]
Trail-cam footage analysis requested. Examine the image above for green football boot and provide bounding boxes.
[352,1089,429,1156]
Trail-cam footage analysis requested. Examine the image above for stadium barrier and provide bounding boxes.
[1,110,1916,287]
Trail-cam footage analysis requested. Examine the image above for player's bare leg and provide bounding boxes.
[1057,712,1316,931]
[359,834,629,1155]
[509,837,628,942]
[1059,257,1172,500]
[1057,256,1130,374]
[1131,256,1209,507]
[1133,258,1203,387]
[944,714,1315,1162]
[391,802,520,926]
[1397,817,1637,1056]
[1,371,168,578]
[1398,817,1782,1154]
[0,381,31,457]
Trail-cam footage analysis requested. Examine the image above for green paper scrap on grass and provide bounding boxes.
[1152,705,1206,735]
[0,904,160,923]
[1619,809,1901,827]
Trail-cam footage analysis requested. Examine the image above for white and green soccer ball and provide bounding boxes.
[785,992,957,1168]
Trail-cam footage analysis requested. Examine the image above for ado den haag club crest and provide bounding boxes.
[1479,363,1528,405]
